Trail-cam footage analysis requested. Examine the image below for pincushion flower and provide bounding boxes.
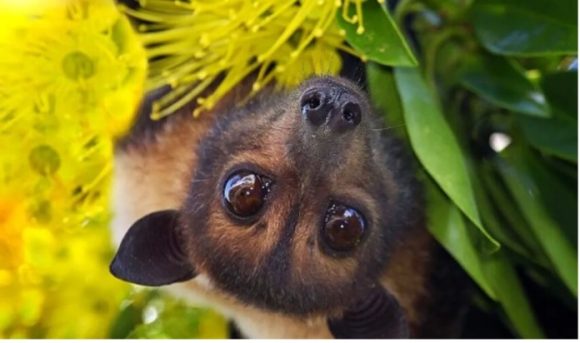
[0,0,146,138]
[121,0,377,118]
[0,0,146,337]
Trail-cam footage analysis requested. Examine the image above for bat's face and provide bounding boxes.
[181,77,420,314]
[111,76,421,317]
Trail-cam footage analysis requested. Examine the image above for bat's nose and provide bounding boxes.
[300,81,362,134]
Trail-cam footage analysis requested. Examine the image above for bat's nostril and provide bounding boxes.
[300,90,326,127]
[341,102,361,126]
[304,93,321,110]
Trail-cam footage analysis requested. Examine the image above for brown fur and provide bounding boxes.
[111,77,468,338]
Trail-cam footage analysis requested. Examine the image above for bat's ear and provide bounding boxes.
[110,210,196,286]
[328,286,409,338]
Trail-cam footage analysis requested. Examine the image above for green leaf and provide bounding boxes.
[496,147,578,296]
[121,290,227,339]
[482,253,545,338]
[337,1,417,66]
[517,114,577,161]
[543,153,578,181]
[475,167,549,268]
[516,71,579,160]
[541,71,578,120]
[366,62,408,140]
[108,302,143,338]
[425,178,496,299]
[471,0,577,56]
[427,179,544,337]
[394,67,499,249]
[459,54,549,117]
[525,151,578,244]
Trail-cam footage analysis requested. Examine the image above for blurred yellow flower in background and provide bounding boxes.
[0,0,146,337]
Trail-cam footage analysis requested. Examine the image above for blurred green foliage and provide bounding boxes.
[108,289,227,338]
[342,0,577,338]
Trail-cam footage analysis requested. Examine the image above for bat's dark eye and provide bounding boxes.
[323,202,366,251]
[223,171,272,219]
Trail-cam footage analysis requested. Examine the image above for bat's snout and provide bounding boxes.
[299,79,363,134]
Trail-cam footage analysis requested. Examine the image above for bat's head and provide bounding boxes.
[111,76,422,316]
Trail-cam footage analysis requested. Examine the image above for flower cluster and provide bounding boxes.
[121,0,372,118]
[0,0,146,337]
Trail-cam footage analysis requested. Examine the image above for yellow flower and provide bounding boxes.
[121,0,376,118]
[0,197,26,270]
[0,0,147,338]
[0,0,146,138]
